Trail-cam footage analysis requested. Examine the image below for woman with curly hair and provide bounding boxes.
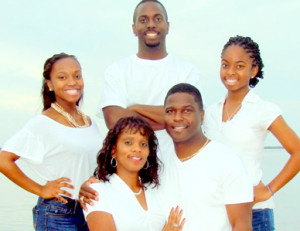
[203,35,300,231]
[84,116,184,231]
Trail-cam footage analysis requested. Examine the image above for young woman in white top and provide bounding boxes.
[85,116,185,231]
[0,53,102,230]
[203,35,300,231]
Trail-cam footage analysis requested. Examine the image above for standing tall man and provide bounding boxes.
[100,0,201,152]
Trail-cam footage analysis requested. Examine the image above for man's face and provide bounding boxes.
[164,92,203,144]
[132,1,169,48]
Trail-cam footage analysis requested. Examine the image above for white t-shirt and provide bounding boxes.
[203,91,281,209]
[84,174,165,231]
[99,54,202,154]
[154,141,253,231]
[2,114,102,199]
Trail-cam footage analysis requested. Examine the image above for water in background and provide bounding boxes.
[0,148,299,230]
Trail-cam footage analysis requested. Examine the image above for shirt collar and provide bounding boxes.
[217,90,259,106]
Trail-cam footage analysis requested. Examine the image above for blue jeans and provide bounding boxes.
[32,197,88,231]
[252,209,275,231]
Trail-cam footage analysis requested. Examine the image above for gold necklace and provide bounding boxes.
[225,100,241,121]
[51,102,90,128]
[179,138,210,162]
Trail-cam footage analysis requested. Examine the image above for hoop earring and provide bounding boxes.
[143,160,149,170]
[110,157,117,168]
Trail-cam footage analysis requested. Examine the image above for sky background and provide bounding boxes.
[1,0,300,146]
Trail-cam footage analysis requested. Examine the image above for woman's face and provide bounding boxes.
[47,57,83,105]
[112,128,150,175]
[220,45,258,93]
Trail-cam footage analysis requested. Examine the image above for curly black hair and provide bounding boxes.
[94,116,161,188]
[222,35,264,88]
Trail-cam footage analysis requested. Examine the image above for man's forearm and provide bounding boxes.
[103,106,140,129]
[128,104,164,130]
[103,105,165,130]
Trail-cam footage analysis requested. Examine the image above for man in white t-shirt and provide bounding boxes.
[100,0,201,152]
[155,83,253,231]
[80,83,253,230]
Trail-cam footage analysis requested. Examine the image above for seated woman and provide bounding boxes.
[84,116,185,231]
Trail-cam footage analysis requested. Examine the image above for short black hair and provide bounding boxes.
[133,0,168,23]
[94,116,160,188]
[164,83,203,110]
[222,35,264,88]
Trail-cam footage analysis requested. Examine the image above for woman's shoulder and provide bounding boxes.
[248,92,281,114]
[90,177,115,194]
[22,114,50,130]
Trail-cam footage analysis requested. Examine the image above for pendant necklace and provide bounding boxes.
[51,102,90,128]
[179,138,210,162]
[225,100,241,121]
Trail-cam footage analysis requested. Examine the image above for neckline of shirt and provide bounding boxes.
[133,54,171,65]
[38,114,93,129]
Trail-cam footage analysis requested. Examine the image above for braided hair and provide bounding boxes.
[222,35,264,88]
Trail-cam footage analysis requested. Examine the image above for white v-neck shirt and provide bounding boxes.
[154,141,252,231]
[85,174,165,231]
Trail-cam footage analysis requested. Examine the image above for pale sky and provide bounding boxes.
[1,0,299,146]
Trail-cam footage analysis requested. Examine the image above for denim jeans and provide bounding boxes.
[32,197,88,231]
[252,209,275,231]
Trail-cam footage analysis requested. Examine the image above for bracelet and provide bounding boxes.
[266,184,274,196]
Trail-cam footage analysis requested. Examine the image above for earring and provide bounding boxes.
[110,157,117,168]
[49,88,53,91]
[143,160,149,170]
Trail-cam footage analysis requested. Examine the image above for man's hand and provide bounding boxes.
[78,176,99,211]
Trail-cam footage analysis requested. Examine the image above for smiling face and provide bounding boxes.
[164,92,204,145]
[132,1,169,48]
[47,57,83,106]
[112,128,150,176]
[220,45,258,94]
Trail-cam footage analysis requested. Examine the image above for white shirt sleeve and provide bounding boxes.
[84,183,112,218]
[259,101,282,130]
[2,129,44,164]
